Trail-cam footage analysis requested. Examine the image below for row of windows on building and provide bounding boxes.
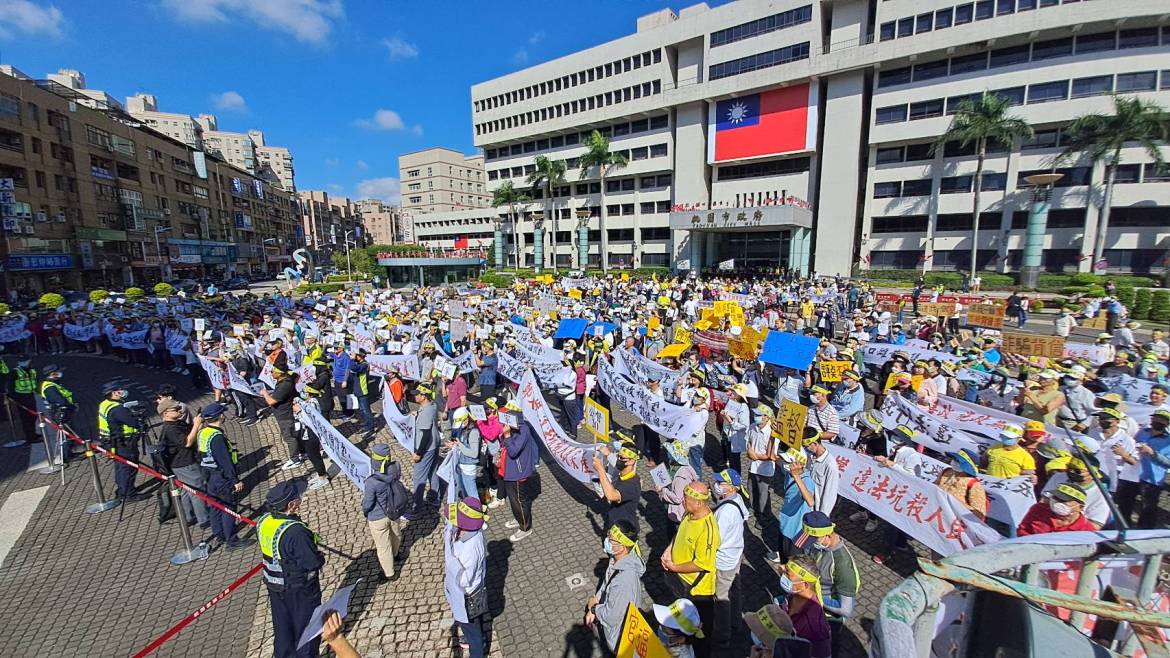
[425,227,674,244]
[708,42,810,82]
[489,144,669,181]
[473,49,663,113]
[475,80,663,136]
[416,199,677,232]
[879,0,1104,43]
[877,26,1170,89]
[875,70,1170,125]
[868,247,1164,273]
[710,5,813,48]
[870,206,1166,234]
[870,165,1144,199]
[484,115,669,161]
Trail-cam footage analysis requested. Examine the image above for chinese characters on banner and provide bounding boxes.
[583,396,610,440]
[673,326,692,346]
[614,348,684,393]
[966,303,1005,330]
[825,444,1002,556]
[1003,332,1065,358]
[774,399,807,450]
[596,359,707,442]
[818,360,852,383]
[516,370,598,485]
[616,603,670,658]
[381,383,417,453]
[297,403,372,491]
[366,354,422,380]
[919,302,957,318]
[861,343,962,366]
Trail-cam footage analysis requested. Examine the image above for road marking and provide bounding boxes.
[0,486,49,568]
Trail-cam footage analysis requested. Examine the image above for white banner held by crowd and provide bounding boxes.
[381,384,416,453]
[366,354,422,380]
[297,403,372,491]
[596,359,706,442]
[515,369,597,485]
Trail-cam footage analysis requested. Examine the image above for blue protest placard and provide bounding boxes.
[554,318,588,340]
[759,331,820,371]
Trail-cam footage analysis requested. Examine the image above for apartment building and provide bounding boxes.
[464,0,1169,275]
[356,199,403,245]
[0,69,301,291]
[125,94,204,149]
[298,190,365,262]
[399,147,491,215]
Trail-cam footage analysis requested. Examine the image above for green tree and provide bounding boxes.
[526,155,567,273]
[1057,95,1168,268]
[934,94,1033,278]
[491,180,531,270]
[576,130,628,272]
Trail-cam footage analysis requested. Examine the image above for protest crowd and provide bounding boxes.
[4,270,1169,658]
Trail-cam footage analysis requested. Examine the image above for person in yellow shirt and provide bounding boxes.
[799,298,815,330]
[985,424,1037,482]
[662,482,720,657]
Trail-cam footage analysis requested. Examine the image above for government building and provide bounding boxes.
[423,0,1170,275]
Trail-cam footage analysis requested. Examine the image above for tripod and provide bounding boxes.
[38,410,74,486]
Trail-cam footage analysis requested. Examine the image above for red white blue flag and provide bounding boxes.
[707,83,817,163]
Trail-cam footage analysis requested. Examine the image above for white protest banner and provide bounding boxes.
[469,405,487,421]
[0,320,28,343]
[1063,342,1112,366]
[861,342,961,366]
[512,335,564,365]
[596,359,706,442]
[197,355,229,391]
[429,337,478,374]
[496,349,528,384]
[297,403,372,491]
[165,330,189,355]
[923,393,1092,444]
[258,360,277,389]
[649,463,671,490]
[180,318,193,332]
[880,395,987,454]
[352,325,376,354]
[449,319,470,343]
[516,369,598,485]
[64,323,99,341]
[614,348,684,393]
[381,383,416,453]
[366,354,421,380]
[825,443,1001,556]
[227,364,260,397]
[110,329,149,350]
[910,449,1036,527]
[193,318,206,332]
[1098,375,1155,404]
[497,345,573,388]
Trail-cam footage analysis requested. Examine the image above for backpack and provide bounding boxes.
[384,478,411,520]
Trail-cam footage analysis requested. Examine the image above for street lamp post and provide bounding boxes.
[343,230,354,281]
[154,226,172,281]
[1020,173,1064,289]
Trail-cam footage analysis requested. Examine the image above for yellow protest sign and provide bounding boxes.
[656,343,689,359]
[920,301,957,317]
[617,603,670,658]
[714,301,733,317]
[648,316,661,330]
[774,399,808,451]
[673,327,692,345]
[693,319,713,331]
[700,308,714,322]
[967,303,1004,330]
[621,273,630,282]
[728,339,756,360]
[1004,332,1065,358]
[583,396,610,440]
[818,360,852,383]
[568,289,583,300]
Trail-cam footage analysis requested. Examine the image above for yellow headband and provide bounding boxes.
[787,561,824,603]
[754,606,790,640]
[618,445,640,460]
[684,485,710,500]
[802,521,835,538]
[609,525,642,557]
[668,601,704,639]
[447,500,488,527]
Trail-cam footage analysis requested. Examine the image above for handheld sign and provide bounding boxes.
[818,360,852,383]
[774,399,808,450]
[583,396,610,440]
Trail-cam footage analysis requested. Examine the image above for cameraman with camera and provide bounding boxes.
[98,382,147,502]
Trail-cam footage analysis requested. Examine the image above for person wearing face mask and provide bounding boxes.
[658,441,699,524]
[652,598,704,658]
[1016,483,1095,536]
[805,385,839,444]
[788,424,840,519]
[98,381,147,502]
[985,424,1037,483]
[720,383,750,472]
[1056,367,1095,431]
[770,555,832,658]
[1131,409,1170,528]
[661,483,720,658]
[258,480,325,658]
[585,521,645,654]
[442,497,488,658]
[768,430,818,565]
[792,512,857,656]
[1093,407,1138,495]
[745,405,777,522]
[593,434,642,533]
[1041,453,1109,529]
[710,469,749,652]
[829,370,865,423]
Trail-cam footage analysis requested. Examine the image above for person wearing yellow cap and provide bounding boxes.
[661,481,720,657]
[1041,453,1108,529]
[1017,483,1096,536]
[584,520,645,653]
[772,554,832,658]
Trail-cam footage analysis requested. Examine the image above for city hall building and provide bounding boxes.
[436,0,1170,275]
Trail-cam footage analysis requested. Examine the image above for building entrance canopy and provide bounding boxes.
[668,204,812,233]
[671,204,813,276]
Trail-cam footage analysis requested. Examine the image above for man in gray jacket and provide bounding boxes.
[364,444,408,581]
[406,385,442,520]
[585,520,646,653]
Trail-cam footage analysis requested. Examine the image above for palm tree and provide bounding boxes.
[933,94,1033,279]
[1057,95,1168,269]
[576,130,628,273]
[526,155,567,273]
[491,180,530,270]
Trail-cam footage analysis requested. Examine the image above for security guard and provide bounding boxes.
[349,349,376,438]
[98,382,145,501]
[39,365,76,463]
[12,358,38,444]
[301,343,334,419]
[196,402,252,550]
[258,480,325,658]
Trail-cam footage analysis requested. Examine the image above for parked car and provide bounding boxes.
[222,277,250,291]
[167,278,200,293]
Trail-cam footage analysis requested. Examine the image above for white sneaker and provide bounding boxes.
[487,497,505,509]
[864,519,880,533]
[307,476,329,492]
[848,510,868,523]
[509,528,532,542]
[279,459,299,471]
[505,519,520,529]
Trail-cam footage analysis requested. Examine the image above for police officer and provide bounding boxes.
[98,382,146,501]
[39,365,76,463]
[349,349,376,438]
[258,480,325,658]
[12,357,38,445]
[196,402,252,550]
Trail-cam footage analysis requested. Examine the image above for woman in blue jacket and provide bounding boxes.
[500,419,537,543]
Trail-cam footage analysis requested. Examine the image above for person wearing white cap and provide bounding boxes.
[652,598,704,657]
[720,383,750,472]
[1021,370,1065,426]
[1056,366,1095,431]
[985,424,1037,483]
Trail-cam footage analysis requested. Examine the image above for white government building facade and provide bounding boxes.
[409,0,1170,275]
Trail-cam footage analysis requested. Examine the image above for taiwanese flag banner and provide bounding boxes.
[707,82,818,163]
[454,236,469,248]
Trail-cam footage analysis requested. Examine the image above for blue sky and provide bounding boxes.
[0,0,705,204]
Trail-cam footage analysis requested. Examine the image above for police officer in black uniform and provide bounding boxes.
[39,365,76,463]
[196,402,253,551]
[258,480,325,658]
[98,382,146,502]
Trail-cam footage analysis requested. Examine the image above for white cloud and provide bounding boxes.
[381,36,418,60]
[355,160,368,171]
[354,109,409,131]
[511,50,529,66]
[527,30,545,45]
[210,90,247,112]
[324,157,339,167]
[158,0,344,45]
[356,177,400,204]
[0,1,65,39]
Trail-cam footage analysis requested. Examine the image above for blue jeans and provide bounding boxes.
[688,445,705,474]
[458,614,486,658]
[458,467,479,500]
[356,395,374,432]
[411,450,440,512]
[1017,310,1028,328]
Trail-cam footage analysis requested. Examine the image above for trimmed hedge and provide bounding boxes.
[89,289,110,303]
[296,283,344,294]
[858,269,1014,289]
[1115,285,1136,310]
[477,272,517,287]
[39,292,65,308]
[124,287,145,300]
[1133,288,1153,320]
[1151,290,1170,324]
[153,282,175,297]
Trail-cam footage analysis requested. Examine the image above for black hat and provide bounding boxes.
[265,480,306,508]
